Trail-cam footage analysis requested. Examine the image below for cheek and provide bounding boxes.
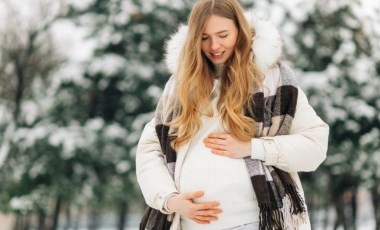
[201,43,208,54]
[228,37,238,49]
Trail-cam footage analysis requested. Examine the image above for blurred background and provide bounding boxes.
[0,0,379,229]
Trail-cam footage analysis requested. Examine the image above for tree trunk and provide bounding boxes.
[73,207,82,230]
[88,207,100,229]
[14,214,21,230]
[349,187,357,230]
[322,203,330,230]
[22,214,30,230]
[64,204,72,230]
[372,178,380,230]
[14,59,25,124]
[307,193,317,229]
[52,195,62,230]
[117,201,128,230]
[333,194,345,230]
[38,208,46,230]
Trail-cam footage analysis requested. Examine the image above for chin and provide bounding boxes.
[210,59,227,64]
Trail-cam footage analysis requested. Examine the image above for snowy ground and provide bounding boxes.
[0,212,375,230]
[0,189,376,229]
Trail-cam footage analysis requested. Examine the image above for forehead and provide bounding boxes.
[202,14,236,34]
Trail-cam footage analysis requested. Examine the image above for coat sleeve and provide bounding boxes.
[260,87,329,172]
[136,118,179,214]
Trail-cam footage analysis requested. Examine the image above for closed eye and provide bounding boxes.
[219,34,228,38]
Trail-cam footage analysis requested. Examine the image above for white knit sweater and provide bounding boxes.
[179,80,260,229]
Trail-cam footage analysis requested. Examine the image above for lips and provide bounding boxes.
[210,51,225,59]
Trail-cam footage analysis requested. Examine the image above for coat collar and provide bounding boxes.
[164,12,283,74]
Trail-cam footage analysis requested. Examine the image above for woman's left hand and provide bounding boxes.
[203,133,251,159]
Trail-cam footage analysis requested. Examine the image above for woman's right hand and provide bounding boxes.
[166,191,222,224]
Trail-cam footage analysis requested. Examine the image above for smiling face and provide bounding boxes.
[201,14,239,65]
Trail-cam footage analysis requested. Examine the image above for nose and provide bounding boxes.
[210,37,220,51]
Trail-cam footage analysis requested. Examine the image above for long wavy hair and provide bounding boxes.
[171,0,264,149]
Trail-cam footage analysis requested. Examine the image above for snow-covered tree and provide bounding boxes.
[256,0,380,228]
[2,0,379,229]
[0,0,69,228]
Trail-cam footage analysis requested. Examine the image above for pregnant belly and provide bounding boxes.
[179,149,260,228]
[179,149,257,213]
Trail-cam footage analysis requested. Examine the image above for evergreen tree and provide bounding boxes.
[55,0,195,228]
[0,0,67,228]
[2,0,379,229]
[249,0,380,228]
[270,1,379,229]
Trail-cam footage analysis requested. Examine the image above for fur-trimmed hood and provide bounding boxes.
[164,12,283,74]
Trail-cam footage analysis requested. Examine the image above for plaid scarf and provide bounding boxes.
[151,63,307,229]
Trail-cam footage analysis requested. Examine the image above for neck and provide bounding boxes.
[213,63,225,79]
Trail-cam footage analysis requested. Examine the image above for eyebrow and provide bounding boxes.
[202,30,229,36]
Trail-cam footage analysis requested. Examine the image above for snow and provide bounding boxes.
[0,1,379,228]
[0,142,10,169]
[286,1,314,22]
[147,85,163,102]
[325,105,348,124]
[29,162,45,179]
[51,19,96,62]
[350,57,375,84]
[138,41,150,53]
[9,196,33,211]
[13,126,48,148]
[50,63,91,89]
[125,132,141,146]
[359,129,380,146]
[345,119,360,132]
[131,112,155,131]
[67,0,94,11]
[126,60,155,80]
[20,101,39,125]
[86,118,105,131]
[121,0,139,13]
[0,104,11,125]
[154,0,185,9]
[49,128,76,159]
[297,70,328,89]
[1,0,61,29]
[347,97,376,120]
[104,124,128,139]
[81,184,95,201]
[302,32,315,48]
[116,161,131,174]
[355,0,380,21]
[89,54,127,77]
[333,41,356,64]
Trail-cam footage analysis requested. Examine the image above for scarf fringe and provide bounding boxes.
[285,184,307,214]
[281,195,308,229]
[258,204,285,230]
[259,184,308,230]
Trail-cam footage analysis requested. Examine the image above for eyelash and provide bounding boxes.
[202,35,228,41]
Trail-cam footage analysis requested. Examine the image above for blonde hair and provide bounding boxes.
[171,0,263,149]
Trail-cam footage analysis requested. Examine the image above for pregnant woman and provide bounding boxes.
[136,0,329,229]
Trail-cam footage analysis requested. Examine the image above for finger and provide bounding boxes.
[196,209,223,216]
[207,137,227,146]
[211,148,229,156]
[192,218,211,224]
[204,142,227,150]
[196,201,221,210]
[185,191,204,200]
[194,215,218,221]
[207,132,229,140]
